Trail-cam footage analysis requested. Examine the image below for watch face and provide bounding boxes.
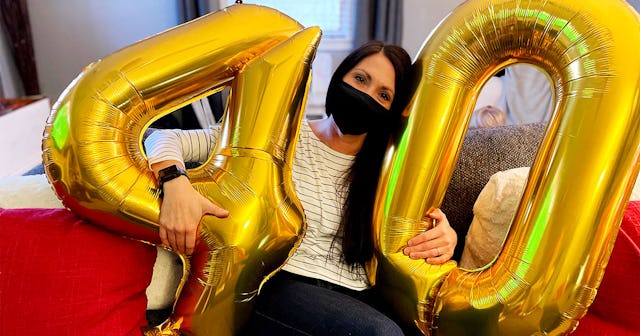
[158,165,188,187]
[159,165,180,176]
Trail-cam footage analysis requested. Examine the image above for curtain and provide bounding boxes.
[0,0,40,96]
[354,0,403,47]
[180,0,219,22]
[0,19,22,98]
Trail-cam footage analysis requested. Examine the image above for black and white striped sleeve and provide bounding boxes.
[144,127,216,166]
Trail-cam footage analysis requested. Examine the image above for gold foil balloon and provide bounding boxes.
[42,4,321,335]
[371,0,640,334]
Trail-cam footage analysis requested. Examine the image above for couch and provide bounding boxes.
[1,122,638,335]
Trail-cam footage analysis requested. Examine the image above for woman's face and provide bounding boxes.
[342,52,396,110]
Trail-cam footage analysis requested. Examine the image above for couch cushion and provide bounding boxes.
[442,122,546,260]
[0,208,156,335]
[0,174,183,311]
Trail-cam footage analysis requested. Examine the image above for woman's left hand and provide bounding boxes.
[403,208,457,264]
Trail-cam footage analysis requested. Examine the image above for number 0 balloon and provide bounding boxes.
[371,0,640,335]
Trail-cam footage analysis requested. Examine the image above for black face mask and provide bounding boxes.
[325,81,390,135]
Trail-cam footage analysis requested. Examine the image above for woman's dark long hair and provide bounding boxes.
[325,41,413,268]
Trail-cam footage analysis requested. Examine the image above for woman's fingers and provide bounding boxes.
[158,180,230,255]
[174,231,185,255]
[200,194,229,218]
[427,208,447,223]
[403,208,457,263]
[182,212,199,255]
[403,239,452,259]
[426,252,452,265]
[159,226,170,248]
[158,178,204,254]
[160,216,197,255]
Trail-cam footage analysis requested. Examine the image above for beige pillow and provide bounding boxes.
[0,174,63,208]
[459,167,528,269]
[459,167,640,269]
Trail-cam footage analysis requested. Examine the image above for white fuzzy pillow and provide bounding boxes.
[459,167,640,269]
[0,174,181,310]
[0,174,63,208]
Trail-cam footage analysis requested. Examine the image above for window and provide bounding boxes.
[220,1,355,47]
[220,0,357,118]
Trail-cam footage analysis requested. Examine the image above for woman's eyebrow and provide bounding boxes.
[353,67,394,96]
[353,67,371,81]
[381,86,395,98]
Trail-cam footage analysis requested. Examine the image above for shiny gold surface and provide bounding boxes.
[42,4,321,335]
[371,0,640,334]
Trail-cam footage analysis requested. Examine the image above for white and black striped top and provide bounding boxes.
[145,120,369,290]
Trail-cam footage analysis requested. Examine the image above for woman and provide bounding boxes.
[145,41,457,335]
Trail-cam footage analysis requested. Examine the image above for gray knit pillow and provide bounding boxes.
[442,122,546,260]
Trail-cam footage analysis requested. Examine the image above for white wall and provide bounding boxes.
[24,0,495,107]
[25,0,468,104]
[401,0,465,59]
[26,0,640,103]
[401,0,503,118]
[402,0,639,59]
[0,98,50,176]
[27,0,181,103]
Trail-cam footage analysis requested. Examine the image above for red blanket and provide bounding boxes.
[573,201,640,335]
[0,208,156,336]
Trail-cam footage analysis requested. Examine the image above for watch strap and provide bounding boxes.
[157,165,188,189]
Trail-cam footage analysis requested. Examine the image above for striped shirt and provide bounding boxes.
[145,120,369,290]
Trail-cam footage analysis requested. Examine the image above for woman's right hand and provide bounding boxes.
[159,175,229,255]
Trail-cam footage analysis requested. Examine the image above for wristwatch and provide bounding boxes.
[157,164,188,189]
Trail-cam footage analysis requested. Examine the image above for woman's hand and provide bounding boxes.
[159,176,229,255]
[403,208,457,264]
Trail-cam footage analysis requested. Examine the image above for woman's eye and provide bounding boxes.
[354,74,365,83]
[380,92,391,102]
